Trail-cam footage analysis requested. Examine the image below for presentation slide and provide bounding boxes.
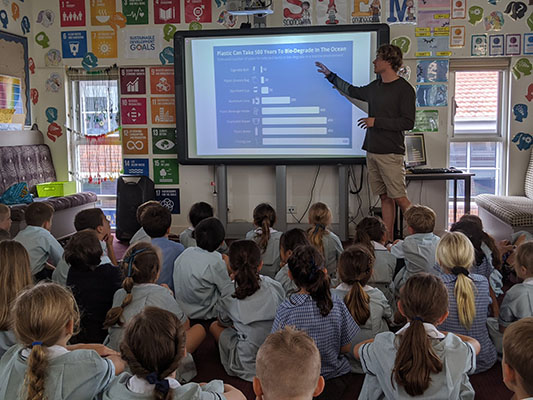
[181,30,379,161]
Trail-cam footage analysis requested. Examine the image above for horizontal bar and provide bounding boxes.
[262,106,320,115]
[261,97,291,104]
[262,127,327,135]
[263,137,349,145]
[262,117,327,125]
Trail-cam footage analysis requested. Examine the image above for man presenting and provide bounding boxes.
[316,44,415,241]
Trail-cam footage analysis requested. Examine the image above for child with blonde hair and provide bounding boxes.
[501,317,533,400]
[0,240,32,357]
[246,203,282,278]
[332,244,391,373]
[275,228,310,294]
[254,326,325,400]
[488,241,533,353]
[391,204,440,292]
[0,204,12,237]
[436,231,497,373]
[355,274,480,399]
[0,282,124,399]
[307,202,343,278]
[210,240,285,381]
[353,216,396,306]
[103,307,245,400]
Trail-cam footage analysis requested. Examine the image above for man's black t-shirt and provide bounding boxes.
[327,73,416,155]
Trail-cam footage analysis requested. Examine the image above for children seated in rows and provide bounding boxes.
[271,245,359,396]
[142,204,184,291]
[0,282,124,399]
[275,228,309,294]
[354,273,480,399]
[53,208,116,285]
[103,307,245,400]
[488,241,533,353]
[0,240,33,358]
[353,216,396,306]
[307,202,343,279]
[254,326,325,400]
[0,204,12,238]
[502,317,533,400]
[130,200,160,245]
[14,202,63,281]
[246,203,282,278]
[436,231,496,373]
[210,240,285,382]
[173,217,231,319]
[392,204,440,292]
[180,201,229,253]
[332,244,392,373]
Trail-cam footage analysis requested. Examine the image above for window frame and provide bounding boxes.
[448,59,510,197]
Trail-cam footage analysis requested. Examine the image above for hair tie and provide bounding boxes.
[413,317,424,322]
[146,372,170,395]
[451,266,470,277]
[313,224,325,234]
[308,257,321,280]
[31,341,43,347]
[124,248,148,277]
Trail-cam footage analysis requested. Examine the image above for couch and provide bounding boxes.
[0,129,97,239]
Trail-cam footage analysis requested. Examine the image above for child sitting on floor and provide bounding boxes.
[275,228,310,294]
[0,204,12,238]
[254,326,325,400]
[130,200,160,245]
[14,202,63,281]
[180,201,229,253]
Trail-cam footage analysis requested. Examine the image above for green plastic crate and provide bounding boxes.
[36,181,76,197]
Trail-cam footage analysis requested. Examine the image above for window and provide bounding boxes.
[448,60,509,219]
[67,68,121,228]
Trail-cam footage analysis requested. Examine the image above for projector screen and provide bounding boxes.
[174,25,389,164]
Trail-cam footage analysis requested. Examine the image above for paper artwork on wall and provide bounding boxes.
[124,28,162,59]
[107,12,127,31]
[217,10,237,28]
[282,0,313,26]
[45,107,58,123]
[450,26,465,47]
[351,0,381,24]
[122,128,148,155]
[121,98,147,125]
[60,0,86,27]
[512,132,533,150]
[526,84,533,101]
[44,49,62,66]
[153,158,179,184]
[398,65,411,81]
[513,103,528,122]
[416,59,448,83]
[316,0,346,26]
[387,0,416,24]
[30,88,39,105]
[122,0,149,25]
[35,31,50,48]
[451,0,466,19]
[528,12,533,31]
[156,189,180,214]
[471,34,488,56]
[154,0,181,24]
[506,34,522,56]
[417,10,450,30]
[91,30,117,58]
[82,52,99,71]
[150,67,174,94]
[36,10,55,27]
[163,24,176,41]
[484,11,504,31]
[411,109,439,132]
[159,46,174,65]
[512,58,533,79]
[152,128,177,154]
[120,67,146,94]
[151,97,176,124]
[524,33,533,55]
[416,36,451,57]
[489,34,504,55]
[504,1,527,21]
[21,16,30,34]
[62,31,87,58]
[391,36,411,55]
[45,73,62,92]
[185,0,211,23]
[467,5,483,25]
[416,84,448,107]
[124,158,149,176]
[11,3,20,21]
[0,10,8,29]
[47,123,63,143]
[90,0,116,26]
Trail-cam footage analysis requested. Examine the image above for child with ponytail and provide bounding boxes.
[272,245,359,391]
[354,273,480,399]
[275,228,310,294]
[307,202,343,279]
[104,242,206,381]
[332,244,391,373]
[0,282,124,400]
[245,203,283,278]
[103,307,246,400]
[210,240,285,381]
[353,216,397,306]
[436,231,497,373]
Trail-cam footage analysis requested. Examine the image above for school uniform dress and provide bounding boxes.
[216,276,285,381]
[332,283,391,373]
[391,232,440,293]
[0,344,115,400]
[102,373,226,400]
[438,273,497,374]
[358,328,476,400]
[179,228,229,254]
[274,265,298,295]
[0,330,16,359]
[480,242,504,296]
[53,240,112,286]
[173,247,232,319]
[488,278,533,353]
[14,225,63,278]
[272,293,359,380]
[245,228,283,278]
[151,237,185,291]
[369,241,396,307]
[67,262,123,344]
[130,227,151,245]
[318,231,344,278]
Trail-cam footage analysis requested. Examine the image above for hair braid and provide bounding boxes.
[24,345,47,400]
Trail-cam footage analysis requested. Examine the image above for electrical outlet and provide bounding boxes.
[288,206,297,214]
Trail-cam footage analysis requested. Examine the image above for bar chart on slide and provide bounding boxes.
[213,41,354,149]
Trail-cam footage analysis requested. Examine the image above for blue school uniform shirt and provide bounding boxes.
[173,247,231,319]
[272,293,359,380]
[358,331,476,400]
[151,237,184,291]
[0,344,115,400]
[179,228,229,254]
[14,225,63,275]
[438,272,497,374]
[369,241,396,306]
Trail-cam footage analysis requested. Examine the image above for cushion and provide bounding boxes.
[525,150,533,200]
[475,194,533,227]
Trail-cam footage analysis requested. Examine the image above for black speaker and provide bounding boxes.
[115,175,155,242]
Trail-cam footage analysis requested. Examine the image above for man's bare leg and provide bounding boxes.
[380,194,396,242]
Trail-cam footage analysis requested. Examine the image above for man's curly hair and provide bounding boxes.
[377,44,403,72]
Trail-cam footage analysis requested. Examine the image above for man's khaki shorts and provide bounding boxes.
[366,152,407,199]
